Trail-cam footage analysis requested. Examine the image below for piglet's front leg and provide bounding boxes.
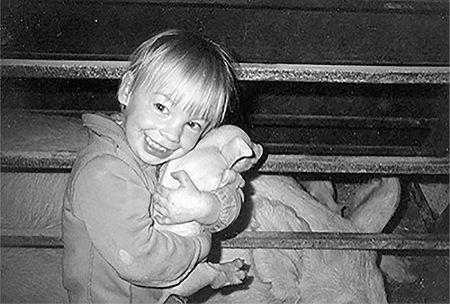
[207,258,247,289]
[158,259,247,304]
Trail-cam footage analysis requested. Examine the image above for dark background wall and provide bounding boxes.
[1,1,448,303]
[2,0,449,64]
[1,0,449,157]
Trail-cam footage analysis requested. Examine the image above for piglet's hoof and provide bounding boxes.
[210,258,248,289]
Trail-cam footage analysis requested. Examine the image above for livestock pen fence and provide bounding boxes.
[1,0,449,302]
[1,59,448,250]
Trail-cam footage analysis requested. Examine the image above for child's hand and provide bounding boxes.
[154,170,219,225]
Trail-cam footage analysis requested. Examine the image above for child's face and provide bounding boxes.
[120,82,208,165]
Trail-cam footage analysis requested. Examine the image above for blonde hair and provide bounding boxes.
[123,29,237,131]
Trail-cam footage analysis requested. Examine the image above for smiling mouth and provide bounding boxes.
[145,136,169,153]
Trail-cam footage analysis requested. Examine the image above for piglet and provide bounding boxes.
[154,125,263,304]
[204,174,401,304]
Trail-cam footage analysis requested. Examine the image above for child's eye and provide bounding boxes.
[187,121,203,132]
[154,103,168,114]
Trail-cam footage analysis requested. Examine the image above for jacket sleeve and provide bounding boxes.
[71,155,211,288]
[205,174,245,233]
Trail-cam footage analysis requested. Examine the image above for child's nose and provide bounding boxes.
[161,121,182,143]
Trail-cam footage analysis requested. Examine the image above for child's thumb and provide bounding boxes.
[171,170,192,187]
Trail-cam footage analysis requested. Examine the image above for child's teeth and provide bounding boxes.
[145,136,167,152]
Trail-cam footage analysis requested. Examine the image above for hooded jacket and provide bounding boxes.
[62,113,241,303]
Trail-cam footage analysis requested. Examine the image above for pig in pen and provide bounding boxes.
[136,120,413,304]
[1,172,446,303]
[185,173,402,304]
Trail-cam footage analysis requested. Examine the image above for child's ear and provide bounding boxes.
[118,71,134,107]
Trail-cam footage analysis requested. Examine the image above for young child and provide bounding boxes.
[62,29,259,303]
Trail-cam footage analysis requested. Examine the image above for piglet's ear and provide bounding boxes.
[221,137,254,169]
[232,143,264,173]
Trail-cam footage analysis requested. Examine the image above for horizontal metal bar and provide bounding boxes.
[249,114,438,129]
[24,0,450,13]
[1,59,448,84]
[1,152,76,171]
[261,154,449,175]
[1,151,448,175]
[259,143,431,157]
[1,235,64,249]
[1,109,448,174]
[221,231,450,251]
[2,232,448,251]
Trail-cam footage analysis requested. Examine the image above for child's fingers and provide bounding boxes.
[154,215,171,225]
[154,213,173,225]
[153,203,168,218]
[153,192,173,219]
[153,214,164,224]
[235,259,248,282]
[233,258,245,268]
[237,269,247,282]
[152,202,164,214]
[171,170,194,188]
[155,183,172,199]
[153,191,171,209]
[153,205,173,224]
